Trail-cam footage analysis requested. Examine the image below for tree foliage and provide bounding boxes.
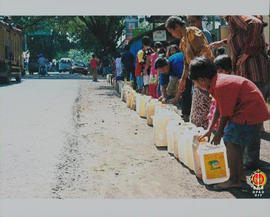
[8,16,126,59]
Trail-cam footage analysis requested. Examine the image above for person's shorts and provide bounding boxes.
[136,76,143,90]
[223,122,261,147]
[143,75,150,86]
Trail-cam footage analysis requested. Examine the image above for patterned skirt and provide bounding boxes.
[190,87,211,129]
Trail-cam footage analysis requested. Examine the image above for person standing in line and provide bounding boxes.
[90,54,99,82]
[135,36,153,94]
[187,16,213,44]
[210,15,270,170]
[115,53,124,81]
[166,44,179,58]
[121,44,135,82]
[165,16,214,126]
[190,57,269,190]
[23,50,30,73]
[149,41,163,98]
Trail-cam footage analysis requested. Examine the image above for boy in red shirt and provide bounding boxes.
[90,54,99,82]
[189,57,269,190]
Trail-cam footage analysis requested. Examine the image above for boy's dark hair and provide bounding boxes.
[154,41,163,50]
[157,48,166,56]
[214,55,232,72]
[189,57,217,81]
[165,16,186,30]
[169,44,180,53]
[142,36,151,46]
[155,57,169,69]
[217,47,226,56]
[92,54,95,58]
[124,44,130,50]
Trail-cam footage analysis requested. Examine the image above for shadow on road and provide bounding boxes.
[0,80,24,88]
[97,85,114,90]
[262,131,270,141]
[97,92,119,97]
[23,74,91,80]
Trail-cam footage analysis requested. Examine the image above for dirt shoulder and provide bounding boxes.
[54,80,270,199]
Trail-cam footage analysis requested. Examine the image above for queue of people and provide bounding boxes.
[114,15,269,191]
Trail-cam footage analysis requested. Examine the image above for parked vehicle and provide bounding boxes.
[0,19,24,83]
[58,58,72,72]
[71,61,88,75]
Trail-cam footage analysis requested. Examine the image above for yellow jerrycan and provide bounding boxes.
[126,89,133,108]
[130,90,137,110]
[199,140,230,185]
[139,95,152,118]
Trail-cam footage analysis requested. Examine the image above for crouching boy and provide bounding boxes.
[189,57,269,190]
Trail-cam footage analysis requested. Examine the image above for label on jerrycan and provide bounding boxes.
[204,152,227,179]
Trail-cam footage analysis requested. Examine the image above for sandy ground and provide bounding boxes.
[52,79,270,199]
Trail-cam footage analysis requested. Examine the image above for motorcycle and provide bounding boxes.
[39,65,48,76]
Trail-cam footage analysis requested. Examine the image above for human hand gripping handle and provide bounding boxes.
[211,130,223,146]
[198,129,212,142]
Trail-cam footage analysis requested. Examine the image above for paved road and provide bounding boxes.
[0,73,84,198]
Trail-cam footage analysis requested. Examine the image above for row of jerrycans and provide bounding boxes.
[153,106,230,185]
[120,85,230,185]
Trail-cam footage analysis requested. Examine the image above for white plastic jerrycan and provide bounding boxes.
[118,80,124,94]
[185,127,205,171]
[193,135,207,180]
[199,140,230,185]
[166,117,184,155]
[176,122,195,163]
[146,99,161,126]
[153,110,176,147]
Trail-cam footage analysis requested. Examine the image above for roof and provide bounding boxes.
[0,20,23,33]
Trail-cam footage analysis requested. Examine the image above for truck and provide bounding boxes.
[0,19,24,83]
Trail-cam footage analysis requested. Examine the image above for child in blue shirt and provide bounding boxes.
[155,52,184,103]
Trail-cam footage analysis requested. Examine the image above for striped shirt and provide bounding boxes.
[223,16,269,84]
